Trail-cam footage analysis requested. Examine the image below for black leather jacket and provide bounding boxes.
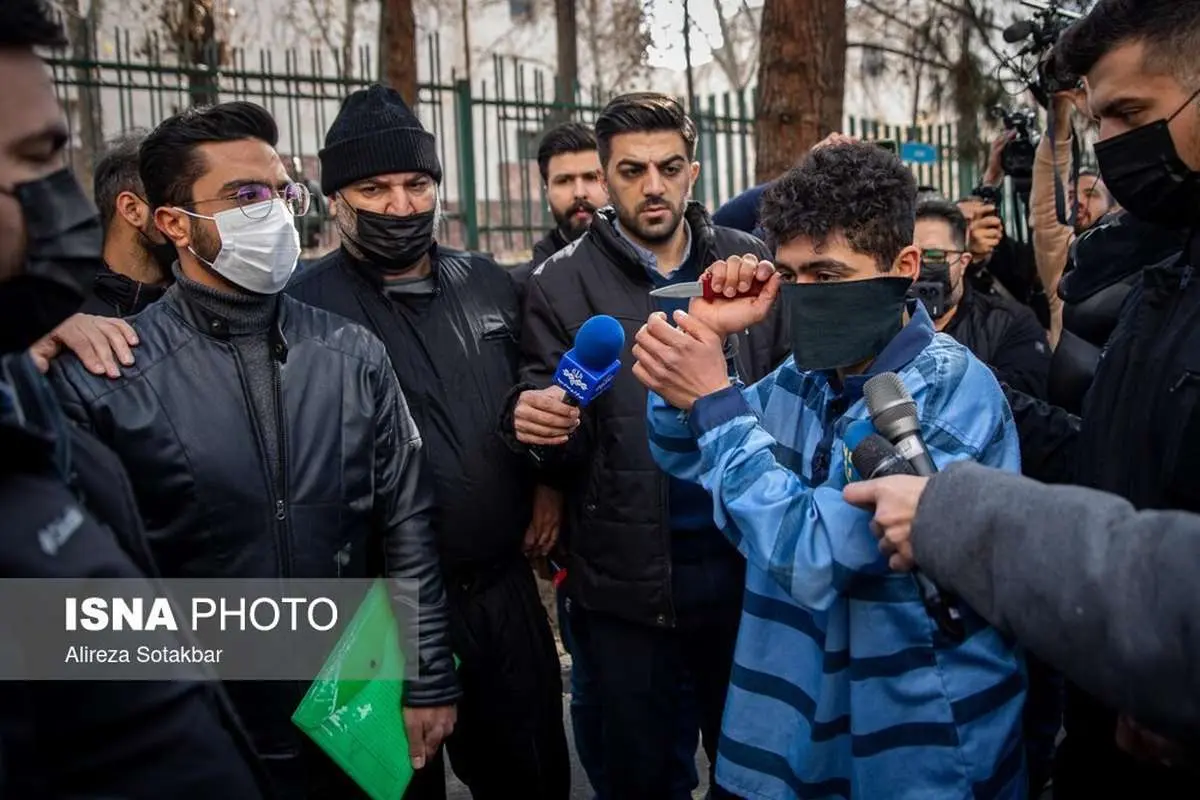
[47,288,459,755]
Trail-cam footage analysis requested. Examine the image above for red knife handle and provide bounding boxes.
[700,271,767,301]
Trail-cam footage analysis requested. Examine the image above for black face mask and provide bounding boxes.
[1094,87,1200,230]
[910,261,954,319]
[782,276,913,372]
[341,204,436,273]
[0,168,104,354]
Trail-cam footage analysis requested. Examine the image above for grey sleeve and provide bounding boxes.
[913,461,1200,735]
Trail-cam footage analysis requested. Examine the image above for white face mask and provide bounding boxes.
[181,198,300,295]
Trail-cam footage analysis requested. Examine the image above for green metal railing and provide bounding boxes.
[47,24,975,260]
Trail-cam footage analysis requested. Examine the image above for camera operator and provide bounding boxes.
[1029,89,1115,346]
[958,132,1049,329]
[982,0,1200,794]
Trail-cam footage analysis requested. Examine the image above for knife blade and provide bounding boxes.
[649,272,767,301]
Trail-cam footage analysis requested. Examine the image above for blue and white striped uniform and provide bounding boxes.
[647,303,1027,799]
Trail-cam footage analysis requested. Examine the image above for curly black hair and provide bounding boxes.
[759,141,917,271]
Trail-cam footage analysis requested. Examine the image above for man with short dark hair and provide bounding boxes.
[290,85,570,800]
[634,140,1027,799]
[1011,1,1200,794]
[0,2,269,797]
[914,199,1050,398]
[512,122,608,287]
[85,129,176,315]
[47,100,459,798]
[506,91,790,800]
[1071,169,1113,233]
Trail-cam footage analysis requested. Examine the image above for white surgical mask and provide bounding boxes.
[179,198,300,294]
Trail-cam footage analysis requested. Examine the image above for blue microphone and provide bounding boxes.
[553,315,625,407]
[841,419,877,481]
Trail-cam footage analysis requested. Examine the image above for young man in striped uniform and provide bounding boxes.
[632,139,1027,799]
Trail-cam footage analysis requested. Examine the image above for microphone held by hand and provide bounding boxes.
[864,372,937,476]
[553,315,625,407]
[850,433,917,481]
[859,374,965,642]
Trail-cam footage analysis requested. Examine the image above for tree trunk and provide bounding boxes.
[552,0,578,123]
[380,0,418,107]
[584,0,602,94]
[342,0,359,79]
[65,0,104,196]
[755,0,846,183]
[952,9,981,170]
[184,1,220,107]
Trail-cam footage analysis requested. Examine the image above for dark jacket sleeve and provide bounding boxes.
[502,272,594,478]
[371,351,460,708]
[713,184,768,235]
[913,461,1200,737]
[1002,384,1079,483]
[991,308,1052,400]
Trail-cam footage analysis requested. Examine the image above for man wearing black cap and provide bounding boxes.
[290,85,570,800]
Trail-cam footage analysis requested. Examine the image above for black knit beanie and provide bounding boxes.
[319,84,442,196]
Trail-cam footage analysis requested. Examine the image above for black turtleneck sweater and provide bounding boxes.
[172,265,281,477]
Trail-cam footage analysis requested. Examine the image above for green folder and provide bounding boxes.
[291,581,422,800]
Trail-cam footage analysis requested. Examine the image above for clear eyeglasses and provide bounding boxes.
[189,181,312,219]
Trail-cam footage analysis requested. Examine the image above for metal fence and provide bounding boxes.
[47,23,979,263]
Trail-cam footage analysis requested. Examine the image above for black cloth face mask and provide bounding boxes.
[1094,87,1200,231]
[0,168,104,354]
[340,201,436,273]
[782,276,913,372]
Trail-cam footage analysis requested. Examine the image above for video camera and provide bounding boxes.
[1002,0,1084,108]
[990,105,1039,194]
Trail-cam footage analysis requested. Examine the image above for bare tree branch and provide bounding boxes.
[847,40,952,71]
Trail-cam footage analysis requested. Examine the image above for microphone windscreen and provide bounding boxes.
[851,434,916,480]
[864,372,918,436]
[1003,19,1034,43]
[573,315,626,371]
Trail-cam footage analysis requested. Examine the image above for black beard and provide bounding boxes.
[552,201,597,240]
[614,197,683,245]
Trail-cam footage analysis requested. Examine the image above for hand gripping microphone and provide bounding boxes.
[553,315,625,407]
[860,374,965,641]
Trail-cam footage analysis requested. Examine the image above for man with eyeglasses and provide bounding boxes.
[913,199,1051,399]
[46,101,460,798]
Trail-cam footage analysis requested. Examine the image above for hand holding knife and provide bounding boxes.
[649,270,769,301]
